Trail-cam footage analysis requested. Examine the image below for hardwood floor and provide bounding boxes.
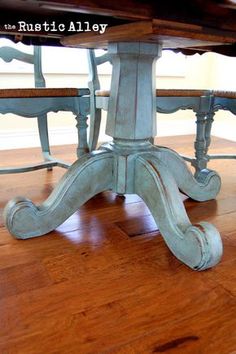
[0,136,235,354]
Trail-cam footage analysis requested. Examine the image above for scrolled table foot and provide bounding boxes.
[4,197,42,239]
[134,154,222,270]
[183,221,222,270]
[193,168,219,186]
[154,146,221,201]
[3,151,114,239]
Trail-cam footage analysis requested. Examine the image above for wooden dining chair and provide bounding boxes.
[0,44,90,173]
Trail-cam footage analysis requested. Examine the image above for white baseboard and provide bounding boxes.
[1,120,234,151]
[0,127,78,150]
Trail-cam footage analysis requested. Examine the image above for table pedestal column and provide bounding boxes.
[3,42,223,270]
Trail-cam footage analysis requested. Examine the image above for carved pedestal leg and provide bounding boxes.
[4,151,113,239]
[154,146,221,201]
[134,153,223,270]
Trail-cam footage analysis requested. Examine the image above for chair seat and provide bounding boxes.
[155,89,209,97]
[0,88,90,98]
[96,89,236,99]
[95,89,209,97]
[213,90,236,99]
[95,90,110,97]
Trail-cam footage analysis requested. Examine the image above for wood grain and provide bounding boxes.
[96,89,210,97]
[0,136,235,353]
[1,0,236,56]
[61,19,236,49]
[0,88,89,98]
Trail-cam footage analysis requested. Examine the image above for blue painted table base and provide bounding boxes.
[3,42,223,270]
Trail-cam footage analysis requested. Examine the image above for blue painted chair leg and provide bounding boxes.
[37,114,52,171]
[204,111,215,159]
[75,113,89,157]
[89,108,102,151]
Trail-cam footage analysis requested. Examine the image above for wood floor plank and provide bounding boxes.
[111,299,236,354]
[0,259,232,353]
[0,260,52,300]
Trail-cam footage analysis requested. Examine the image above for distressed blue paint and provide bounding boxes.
[4,42,223,271]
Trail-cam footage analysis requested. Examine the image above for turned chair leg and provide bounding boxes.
[75,113,89,158]
[204,110,215,158]
[88,107,102,152]
[194,111,208,175]
[193,94,216,177]
[37,115,52,171]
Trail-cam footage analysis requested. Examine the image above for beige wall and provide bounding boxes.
[155,52,236,141]
[203,53,236,142]
[0,50,235,149]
